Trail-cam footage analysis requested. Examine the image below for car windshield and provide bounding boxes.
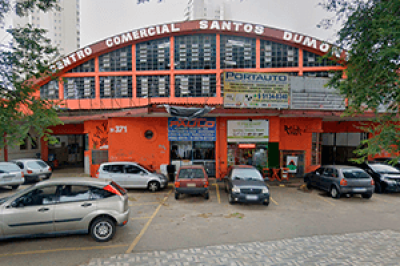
[0,164,20,173]
[342,169,370,179]
[232,169,263,181]
[369,164,400,174]
[178,169,204,179]
[27,160,48,169]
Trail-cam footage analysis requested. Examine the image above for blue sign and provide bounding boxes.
[168,117,216,141]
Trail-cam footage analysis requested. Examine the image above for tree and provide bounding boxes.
[0,0,62,151]
[320,0,400,162]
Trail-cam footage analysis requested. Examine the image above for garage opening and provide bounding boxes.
[321,133,368,165]
[48,135,85,169]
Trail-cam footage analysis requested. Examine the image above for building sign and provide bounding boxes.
[168,118,216,141]
[227,120,269,142]
[223,72,289,109]
[286,156,298,173]
[50,20,347,73]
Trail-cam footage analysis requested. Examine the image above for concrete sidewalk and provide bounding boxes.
[83,230,400,266]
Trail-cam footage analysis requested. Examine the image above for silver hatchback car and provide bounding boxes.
[97,162,168,192]
[0,178,129,242]
[12,159,52,182]
[0,162,25,189]
[304,165,375,199]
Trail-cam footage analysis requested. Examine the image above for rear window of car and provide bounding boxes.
[111,181,127,195]
[0,164,21,173]
[27,160,48,169]
[342,169,370,179]
[178,169,205,179]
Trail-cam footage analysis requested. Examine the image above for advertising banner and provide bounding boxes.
[227,120,269,142]
[168,117,216,141]
[286,156,298,173]
[223,71,289,109]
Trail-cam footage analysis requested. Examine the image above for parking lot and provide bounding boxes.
[1,172,400,266]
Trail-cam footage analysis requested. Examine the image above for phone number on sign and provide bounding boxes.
[260,93,288,100]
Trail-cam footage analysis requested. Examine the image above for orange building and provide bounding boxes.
[26,20,378,179]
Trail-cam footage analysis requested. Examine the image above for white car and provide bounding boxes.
[12,159,52,183]
[96,162,168,192]
[0,162,25,189]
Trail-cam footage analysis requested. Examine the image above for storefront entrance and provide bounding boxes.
[168,117,217,177]
[227,143,268,172]
[170,141,216,176]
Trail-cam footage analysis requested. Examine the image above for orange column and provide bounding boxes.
[216,34,222,103]
[298,49,303,76]
[3,133,8,162]
[40,137,48,162]
[132,44,137,99]
[169,36,175,98]
[256,38,260,69]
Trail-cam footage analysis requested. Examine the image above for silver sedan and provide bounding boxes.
[0,178,129,242]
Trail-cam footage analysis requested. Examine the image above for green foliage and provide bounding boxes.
[0,0,62,150]
[321,0,400,162]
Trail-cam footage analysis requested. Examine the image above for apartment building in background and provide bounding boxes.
[184,0,232,21]
[9,0,80,55]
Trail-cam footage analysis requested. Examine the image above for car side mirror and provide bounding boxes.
[10,199,22,208]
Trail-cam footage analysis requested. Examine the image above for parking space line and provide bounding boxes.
[0,244,129,258]
[129,202,160,206]
[316,194,335,206]
[212,183,221,204]
[126,190,172,254]
[131,217,151,220]
[270,197,279,206]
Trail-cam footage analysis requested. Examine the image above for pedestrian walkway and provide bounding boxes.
[84,230,400,265]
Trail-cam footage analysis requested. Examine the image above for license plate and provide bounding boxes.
[353,188,366,192]
[246,195,258,200]
[39,175,46,179]
[187,183,196,187]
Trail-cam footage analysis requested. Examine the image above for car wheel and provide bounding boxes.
[148,181,160,192]
[228,193,234,204]
[204,193,209,200]
[90,217,115,242]
[362,193,372,199]
[306,181,312,190]
[263,201,269,206]
[224,182,228,193]
[175,192,179,200]
[375,182,382,194]
[11,185,19,190]
[330,186,340,199]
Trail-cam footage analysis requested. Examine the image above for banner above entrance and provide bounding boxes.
[168,118,216,141]
[227,120,269,142]
[223,72,289,109]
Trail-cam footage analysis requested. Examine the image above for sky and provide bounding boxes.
[80,0,341,47]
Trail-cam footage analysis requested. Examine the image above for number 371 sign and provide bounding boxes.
[110,126,127,133]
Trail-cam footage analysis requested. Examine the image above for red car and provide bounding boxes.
[174,165,209,200]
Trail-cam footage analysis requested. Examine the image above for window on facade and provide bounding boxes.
[220,35,256,69]
[260,40,299,68]
[20,137,28,150]
[174,34,216,70]
[67,58,95,73]
[40,80,59,99]
[175,74,216,97]
[136,75,170,98]
[303,71,342,78]
[100,76,132,98]
[312,133,322,165]
[64,77,95,99]
[136,38,170,71]
[99,46,132,72]
[303,50,340,67]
